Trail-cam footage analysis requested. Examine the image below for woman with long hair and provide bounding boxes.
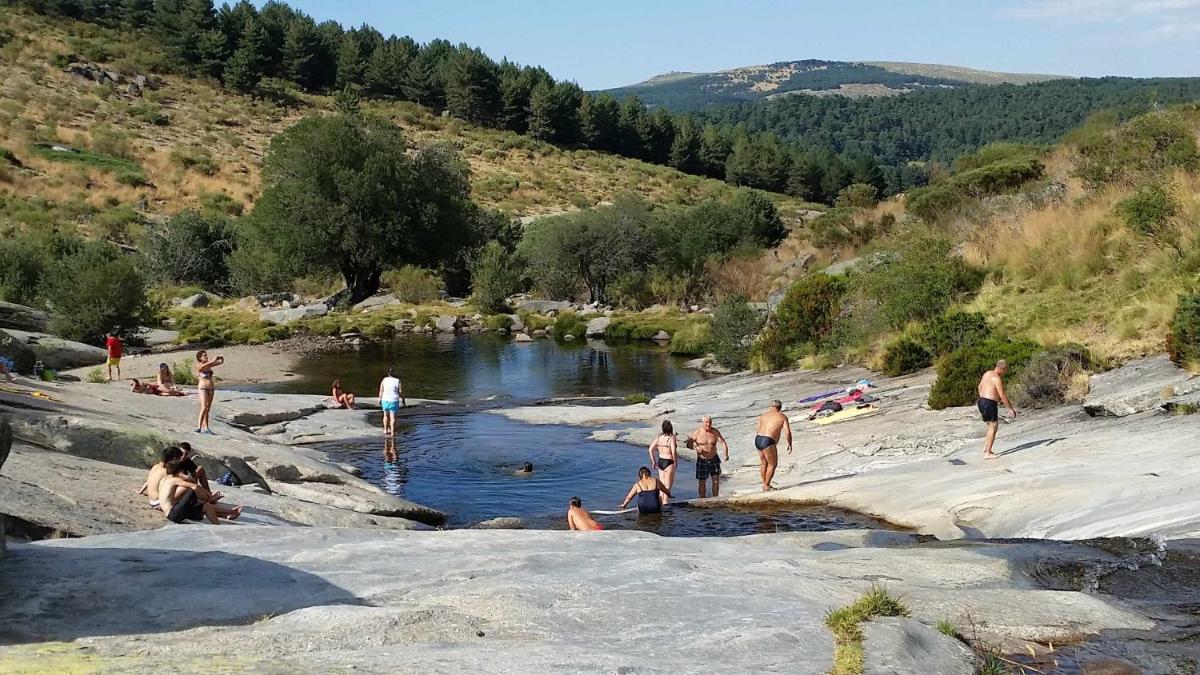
[194,350,224,434]
[648,420,678,506]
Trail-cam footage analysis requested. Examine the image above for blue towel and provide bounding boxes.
[797,388,841,404]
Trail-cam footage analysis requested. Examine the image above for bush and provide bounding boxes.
[1167,292,1200,369]
[553,311,587,340]
[484,314,513,331]
[808,208,856,248]
[43,243,155,342]
[881,337,932,377]
[1075,111,1200,186]
[710,294,765,370]
[670,321,711,355]
[856,231,983,329]
[1116,182,1179,238]
[921,311,992,358]
[470,242,524,313]
[0,235,50,305]
[199,191,244,217]
[141,211,234,292]
[86,367,107,383]
[908,157,1044,221]
[928,338,1040,410]
[625,392,650,404]
[834,183,879,209]
[172,360,198,386]
[170,145,219,175]
[382,266,441,304]
[775,274,847,350]
[1014,344,1094,407]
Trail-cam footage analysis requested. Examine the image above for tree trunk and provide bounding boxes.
[342,265,382,306]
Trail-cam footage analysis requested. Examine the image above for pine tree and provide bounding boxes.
[364,36,417,98]
[527,81,581,144]
[617,96,646,159]
[640,108,675,165]
[401,47,445,110]
[335,26,382,89]
[444,47,501,125]
[155,0,219,69]
[195,28,231,79]
[118,0,154,27]
[256,0,296,77]
[282,16,330,91]
[669,115,703,174]
[223,18,267,92]
[579,93,619,152]
[699,124,733,179]
[724,132,757,187]
[498,64,545,134]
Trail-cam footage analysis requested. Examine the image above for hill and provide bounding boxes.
[603,59,1062,110]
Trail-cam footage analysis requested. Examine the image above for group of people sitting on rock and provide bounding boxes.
[567,401,795,530]
[136,442,242,525]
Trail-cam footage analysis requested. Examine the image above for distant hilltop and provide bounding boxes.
[602,59,1064,110]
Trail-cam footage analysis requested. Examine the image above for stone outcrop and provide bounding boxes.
[584,316,611,337]
[0,329,107,370]
[0,330,37,374]
[515,299,570,314]
[179,292,215,308]
[0,301,50,332]
[0,528,1156,672]
[0,419,9,557]
[260,303,329,325]
[1082,354,1200,417]
[435,315,461,334]
[353,293,400,312]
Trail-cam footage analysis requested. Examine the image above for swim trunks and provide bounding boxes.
[381,400,400,413]
[695,455,721,480]
[167,491,205,523]
[106,357,121,367]
[977,398,999,423]
[657,457,674,470]
[754,434,775,451]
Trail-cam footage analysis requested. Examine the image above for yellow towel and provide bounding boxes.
[812,405,881,426]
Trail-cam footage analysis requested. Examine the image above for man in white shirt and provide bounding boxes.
[378,368,406,436]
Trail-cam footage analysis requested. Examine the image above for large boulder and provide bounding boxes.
[0,331,37,374]
[179,292,217,309]
[435,315,461,334]
[1083,355,1200,417]
[862,617,978,674]
[260,304,329,325]
[585,317,611,338]
[353,293,400,313]
[1,329,106,370]
[516,299,571,314]
[0,301,50,332]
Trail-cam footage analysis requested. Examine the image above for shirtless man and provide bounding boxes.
[567,496,604,531]
[753,400,793,492]
[158,456,241,524]
[977,360,1017,459]
[137,446,185,510]
[688,416,730,498]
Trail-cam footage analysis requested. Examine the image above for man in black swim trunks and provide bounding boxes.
[977,360,1017,459]
[688,416,730,498]
[753,400,793,492]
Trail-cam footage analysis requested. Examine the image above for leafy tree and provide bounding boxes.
[0,236,51,306]
[235,114,477,304]
[142,211,234,291]
[856,230,983,329]
[470,241,524,313]
[444,47,501,125]
[710,294,764,370]
[578,93,620,152]
[43,242,154,342]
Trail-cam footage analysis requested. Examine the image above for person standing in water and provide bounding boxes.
[378,368,405,436]
[620,466,672,515]
[688,416,729,498]
[567,497,604,530]
[194,350,223,434]
[648,420,678,505]
[977,359,1017,459]
[753,400,793,492]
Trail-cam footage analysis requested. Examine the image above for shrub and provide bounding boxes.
[1075,110,1200,186]
[86,367,107,384]
[710,294,765,370]
[908,157,1044,221]
[808,208,857,248]
[856,231,983,329]
[1116,182,1179,238]
[952,142,1042,172]
[905,184,965,223]
[834,183,879,209]
[382,266,441,304]
[142,211,234,292]
[172,361,198,386]
[170,145,218,175]
[625,392,650,404]
[199,191,244,217]
[1167,292,1200,369]
[484,314,513,331]
[0,235,50,305]
[649,271,690,306]
[553,311,587,340]
[775,274,847,350]
[94,204,142,242]
[881,337,932,377]
[928,338,1040,410]
[43,243,155,342]
[670,321,711,355]
[1014,344,1094,407]
[470,242,524,313]
[921,311,992,358]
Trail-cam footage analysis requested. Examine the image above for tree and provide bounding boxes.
[528,81,581,144]
[698,124,732,179]
[236,115,477,304]
[617,96,647,159]
[497,64,543,134]
[710,294,764,370]
[640,107,675,165]
[119,0,154,27]
[142,211,234,291]
[335,25,382,89]
[283,16,336,91]
[730,190,786,247]
[154,0,219,69]
[579,92,620,152]
[669,115,703,174]
[401,45,445,109]
[223,18,267,92]
[470,241,524,313]
[43,242,153,342]
[364,36,416,98]
[444,47,501,125]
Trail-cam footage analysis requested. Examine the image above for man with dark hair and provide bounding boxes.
[567,496,603,531]
[158,457,242,524]
[137,446,185,510]
[753,400,793,492]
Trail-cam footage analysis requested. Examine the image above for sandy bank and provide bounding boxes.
[63,342,302,387]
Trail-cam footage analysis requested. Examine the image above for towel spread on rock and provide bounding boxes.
[812,405,881,426]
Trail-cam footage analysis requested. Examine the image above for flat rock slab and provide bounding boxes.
[1083,355,1200,417]
[1,329,107,370]
[0,301,50,332]
[0,529,1153,673]
[864,617,978,674]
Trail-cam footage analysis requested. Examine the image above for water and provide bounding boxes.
[277,334,888,534]
[267,334,701,402]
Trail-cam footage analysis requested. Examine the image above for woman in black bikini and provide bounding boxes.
[620,466,672,515]
[647,421,678,506]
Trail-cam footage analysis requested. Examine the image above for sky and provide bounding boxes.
[271,0,1200,89]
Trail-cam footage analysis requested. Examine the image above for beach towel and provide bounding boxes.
[797,388,842,404]
[812,405,881,426]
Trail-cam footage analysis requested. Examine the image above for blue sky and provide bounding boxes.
[271,0,1200,88]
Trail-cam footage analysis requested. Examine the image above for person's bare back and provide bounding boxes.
[755,409,788,441]
[978,370,1003,401]
[567,499,603,530]
[141,463,169,504]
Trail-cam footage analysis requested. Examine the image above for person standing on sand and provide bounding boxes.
[104,333,122,382]
[753,400,793,492]
[687,416,730,498]
[378,368,405,436]
[978,360,1017,459]
[648,420,678,505]
[567,497,604,530]
[195,350,224,434]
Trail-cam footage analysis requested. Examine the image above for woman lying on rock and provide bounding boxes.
[129,378,186,396]
[158,454,241,524]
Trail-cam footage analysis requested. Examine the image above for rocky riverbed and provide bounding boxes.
[2,355,1198,673]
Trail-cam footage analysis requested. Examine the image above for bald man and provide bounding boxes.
[688,416,730,498]
[977,360,1017,459]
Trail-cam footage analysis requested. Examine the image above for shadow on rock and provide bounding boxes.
[0,542,365,644]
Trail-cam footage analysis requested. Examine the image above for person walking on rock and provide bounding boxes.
[753,400,793,492]
[378,368,405,436]
[194,350,224,435]
[688,416,730,498]
[978,359,1017,459]
[104,333,122,382]
[648,420,678,505]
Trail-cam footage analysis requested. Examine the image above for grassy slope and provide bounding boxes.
[0,9,817,241]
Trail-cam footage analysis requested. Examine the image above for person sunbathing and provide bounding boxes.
[156,363,182,394]
[129,378,186,396]
[158,456,241,524]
